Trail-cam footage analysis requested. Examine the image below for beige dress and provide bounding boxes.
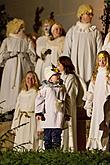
[11,88,38,151]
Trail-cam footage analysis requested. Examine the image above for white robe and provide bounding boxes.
[35,36,65,81]
[61,73,78,151]
[0,34,36,113]
[11,88,38,151]
[102,32,110,54]
[86,67,110,150]
[63,21,102,83]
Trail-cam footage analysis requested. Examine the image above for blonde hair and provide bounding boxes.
[77,4,93,18]
[6,18,25,37]
[92,50,110,83]
[20,71,40,91]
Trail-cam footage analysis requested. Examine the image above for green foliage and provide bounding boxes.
[100,0,110,37]
[0,149,110,165]
[104,0,110,5]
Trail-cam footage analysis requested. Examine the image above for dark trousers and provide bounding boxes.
[44,128,62,150]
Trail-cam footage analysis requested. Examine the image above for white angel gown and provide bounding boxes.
[0,34,36,113]
[86,67,110,150]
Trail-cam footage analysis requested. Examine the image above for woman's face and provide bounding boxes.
[98,57,107,68]
[51,25,62,39]
[57,61,64,73]
[25,73,36,90]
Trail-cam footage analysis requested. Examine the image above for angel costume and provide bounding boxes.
[35,36,65,81]
[0,33,36,113]
[102,32,110,54]
[63,21,102,83]
[85,67,110,150]
[11,88,37,151]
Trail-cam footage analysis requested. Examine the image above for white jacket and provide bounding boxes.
[35,81,70,129]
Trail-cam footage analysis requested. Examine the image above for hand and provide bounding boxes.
[45,49,51,55]
[64,114,70,121]
[36,115,42,120]
[86,109,92,117]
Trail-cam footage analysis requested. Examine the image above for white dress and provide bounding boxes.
[102,32,110,54]
[63,21,102,83]
[86,67,110,150]
[61,73,78,151]
[0,34,36,113]
[35,36,65,81]
[11,88,37,151]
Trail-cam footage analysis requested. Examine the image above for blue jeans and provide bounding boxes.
[44,128,62,149]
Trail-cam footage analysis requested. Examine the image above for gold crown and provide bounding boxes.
[98,53,105,59]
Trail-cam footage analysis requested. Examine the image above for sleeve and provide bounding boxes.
[84,81,94,117]
[27,39,37,66]
[63,27,74,58]
[0,38,10,66]
[102,32,110,54]
[64,92,71,116]
[11,94,20,129]
[35,87,46,114]
[67,76,78,100]
[96,30,103,54]
[36,38,42,58]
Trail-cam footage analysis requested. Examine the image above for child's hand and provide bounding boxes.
[36,115,42,120]
[64,114,70,121]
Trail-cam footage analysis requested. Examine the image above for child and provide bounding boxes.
[84,50,110,150]
[11,71,40,151]
[35,65,70,150]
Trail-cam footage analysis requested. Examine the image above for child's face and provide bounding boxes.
[81,13,93,23]
[49,74,60,83]
[98,57,107,68]
[25,73,36,90]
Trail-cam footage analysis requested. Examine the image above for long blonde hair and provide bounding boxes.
[20,71,40,91]
[92,50,110,83]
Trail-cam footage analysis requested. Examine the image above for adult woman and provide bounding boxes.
[57,56,86,151]
[11,71,40,151]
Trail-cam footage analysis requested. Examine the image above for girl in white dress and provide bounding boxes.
[84,50,110,150]
[11,71,40,151]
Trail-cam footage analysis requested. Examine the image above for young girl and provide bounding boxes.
[35,65,70,150]
[84,50,110,150]
[11,71,40,151]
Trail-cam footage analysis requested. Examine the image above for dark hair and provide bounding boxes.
[58,56,75,74]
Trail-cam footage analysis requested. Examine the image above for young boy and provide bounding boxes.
[35,65,70,150]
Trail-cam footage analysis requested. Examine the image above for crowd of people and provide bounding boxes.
[0,3,110,152]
